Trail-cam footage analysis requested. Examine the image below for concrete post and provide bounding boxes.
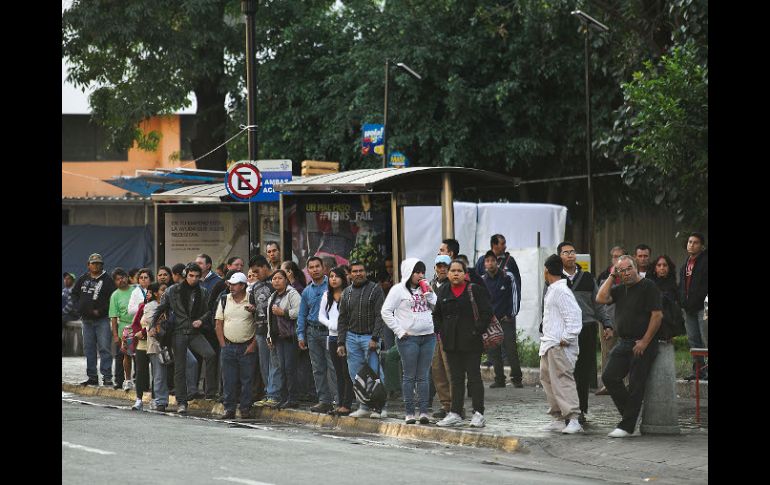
[640,341,680,434]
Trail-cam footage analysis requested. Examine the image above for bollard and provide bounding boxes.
[640,340,680,434]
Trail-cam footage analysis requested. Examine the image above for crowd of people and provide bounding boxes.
[62,231,707,437]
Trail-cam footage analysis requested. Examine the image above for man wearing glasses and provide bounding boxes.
[554,242,611,425]
[71,253,117,387]
[596,255,663,438]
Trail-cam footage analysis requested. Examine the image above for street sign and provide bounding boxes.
[388,151,409,168]
[226,162,262,200]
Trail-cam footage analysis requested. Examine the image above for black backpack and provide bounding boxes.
[657,292,686,340]
[352,350,387,411]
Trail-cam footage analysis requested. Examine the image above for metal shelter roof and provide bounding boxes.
[273,167,517,193]
[150,183,233,203]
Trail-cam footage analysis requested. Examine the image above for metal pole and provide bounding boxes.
[383,59,389,169]
[441,173,454,239]
[584,27,595,263]
[391,192,399,282]
[242,0,259,258]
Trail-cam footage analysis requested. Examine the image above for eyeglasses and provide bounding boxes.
[560,250,576,256]
[617,266,633,274]
[139,275,150,280]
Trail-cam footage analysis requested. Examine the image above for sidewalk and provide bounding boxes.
[63,356,707,480]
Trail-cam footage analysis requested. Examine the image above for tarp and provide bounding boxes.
[62,225,154,279]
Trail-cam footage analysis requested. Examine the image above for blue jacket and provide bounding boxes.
[481,269,515,319]
[200,271,222,294]
[476,252,521,315]
[297,276,328,341]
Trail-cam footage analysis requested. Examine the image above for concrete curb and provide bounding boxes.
[62,383,521,453]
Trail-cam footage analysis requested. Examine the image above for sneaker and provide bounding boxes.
[263,398,280,408]
[177,404,188,415]
[595,386,609,396]
[349,408,370,418]
[578,413,587,425]
[405,415,416,424]
[370,410,384,419]
[542,419,566,432]
[220,410,236,419]
[131,398,143,411]
[418,413,430,424]
[310,402,334,413]
[489,381,506,389]
[113,382,122,390]
[470,411,486,428]
[511,379,524,389]
[102,378,113,387]
[607,428,631,438]
[123,380,134,391]
[432,408,448,419]
[437,412,463,427]
[80,378,98,386]
[562,419,583,434]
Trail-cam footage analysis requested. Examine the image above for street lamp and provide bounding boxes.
[571,9,608,266]
[383,60,422,168]
[242,0,258,259]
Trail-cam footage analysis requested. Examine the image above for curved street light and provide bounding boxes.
[383,60,422,168]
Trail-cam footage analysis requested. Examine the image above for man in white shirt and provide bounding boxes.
[539,254,584,434]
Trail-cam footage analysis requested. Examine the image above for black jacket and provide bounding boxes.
[679,250,708,314]
[150,282,211,335]
[432,282,493,353]
[71,271,116,320]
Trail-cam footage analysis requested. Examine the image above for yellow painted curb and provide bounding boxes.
[62,383,520,453]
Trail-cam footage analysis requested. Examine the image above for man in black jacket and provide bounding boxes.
[71,253,117,387]
[679,232,708,380]
[151,263,216,414]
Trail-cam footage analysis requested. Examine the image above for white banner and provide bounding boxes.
[164,211,249,268]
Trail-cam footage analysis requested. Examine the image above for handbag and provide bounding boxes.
[158,346,174,365]
[467,284,504,350]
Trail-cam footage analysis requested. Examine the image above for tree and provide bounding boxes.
[62,0,242,170]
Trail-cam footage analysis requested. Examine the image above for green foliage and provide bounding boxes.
[516,330,541,368]
[349,235,381,279]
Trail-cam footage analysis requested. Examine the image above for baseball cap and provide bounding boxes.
[88,253,104,264]
[63,272,76,280]
[227,272,248,285]
[434,255,451,266]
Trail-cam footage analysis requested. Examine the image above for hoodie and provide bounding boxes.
[381,258,437,339]
[71,270,116,320]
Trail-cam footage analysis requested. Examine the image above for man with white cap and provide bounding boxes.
[71,253,117,386]
[215,272,258,419]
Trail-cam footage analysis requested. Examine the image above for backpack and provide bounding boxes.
[352,350,387,410]
[657,292,686,340]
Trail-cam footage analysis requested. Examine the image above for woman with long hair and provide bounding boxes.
[432,259,493,428]
[266,269,302,409]
[130,282,168,411]
[319,267,353,416]
[281,261,307,294]
[650,255,685,341]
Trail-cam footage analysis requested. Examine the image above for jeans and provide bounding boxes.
[172,333,216,405]
[148,353,169,406]
[306,324,336,404]
[685,310,708,376]
[256,334,282,401]
[81,317,113,380]
[186,350,200,395]
[328,336,353,409]
[601,338,659,433]
[275,337,299,403]
[221,341,258,413]
[446,350,484,415]
[396,333,436,415]
[345,333,386,412]
[574,321,598,413]
[488,315,523,383]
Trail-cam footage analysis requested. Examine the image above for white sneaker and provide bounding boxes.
[542,419,566,432]
[123,380,134,391]
[370,410,387,419]
[405,415,416,424]
[131,398,143,411]
[607,428,631,438]
[436,412,463,427]
[470,412,486,428]
[562,419,583,434]
[349,408,370,418]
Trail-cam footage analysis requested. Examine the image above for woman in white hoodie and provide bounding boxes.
[381,258,437,424]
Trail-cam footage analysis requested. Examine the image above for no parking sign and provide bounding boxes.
[225,162,262,201]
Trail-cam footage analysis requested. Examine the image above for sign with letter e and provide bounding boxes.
[226,162,262,201]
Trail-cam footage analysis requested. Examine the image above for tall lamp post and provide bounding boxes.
[571,10,608,267]
[242,0,258,258]
[383,60,422,168]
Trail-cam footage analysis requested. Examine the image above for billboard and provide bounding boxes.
[361,124,384,156]
[163,210,249,268]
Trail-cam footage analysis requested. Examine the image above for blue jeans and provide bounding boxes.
[306,324,337,404]
[396,333,436,415]
[275,337,298,403]
[81,317,113,380]
[685,310,708,375]
[148,353,169,406]
[221,341,258,413]
[346,333,386,411]
[256,334,282,401]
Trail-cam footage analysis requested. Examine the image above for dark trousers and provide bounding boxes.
[488,316,522,383]
[221,342,257,413]
[574,321,598,413]
[446,350,484,415]
[296,347,316,401]
[113,342,126,385]
[328,336,353,408]
[601,338,659,433]
[276,337,299,403]
[172,333,216,405]
[135,349,150,399]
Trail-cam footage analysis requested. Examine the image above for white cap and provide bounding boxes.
[227,272,248,285]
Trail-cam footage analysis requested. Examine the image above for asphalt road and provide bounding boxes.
[63,394,613,485]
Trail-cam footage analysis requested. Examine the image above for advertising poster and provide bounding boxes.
[286,194,391,278]
[361,123,384,156]
[164,210,249,268]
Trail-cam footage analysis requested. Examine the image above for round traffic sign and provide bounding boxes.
[226,162,262,200]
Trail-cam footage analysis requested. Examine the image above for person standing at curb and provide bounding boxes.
[215,272,258,419]
[249,256,281,408]
[266,269,302,409]
[539,254,584,434]
[143,283,170,412]
[319,267,354,416]
[429,254,453,419]
[596,246,625,395]
[596,255,663,438]
[381,258,437,425]
[337,261,387,419]
[679,232,708,381]
[433,259,492,428]
[71,253,117,387]
[130,282,166,411]
[109,268,135,391]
